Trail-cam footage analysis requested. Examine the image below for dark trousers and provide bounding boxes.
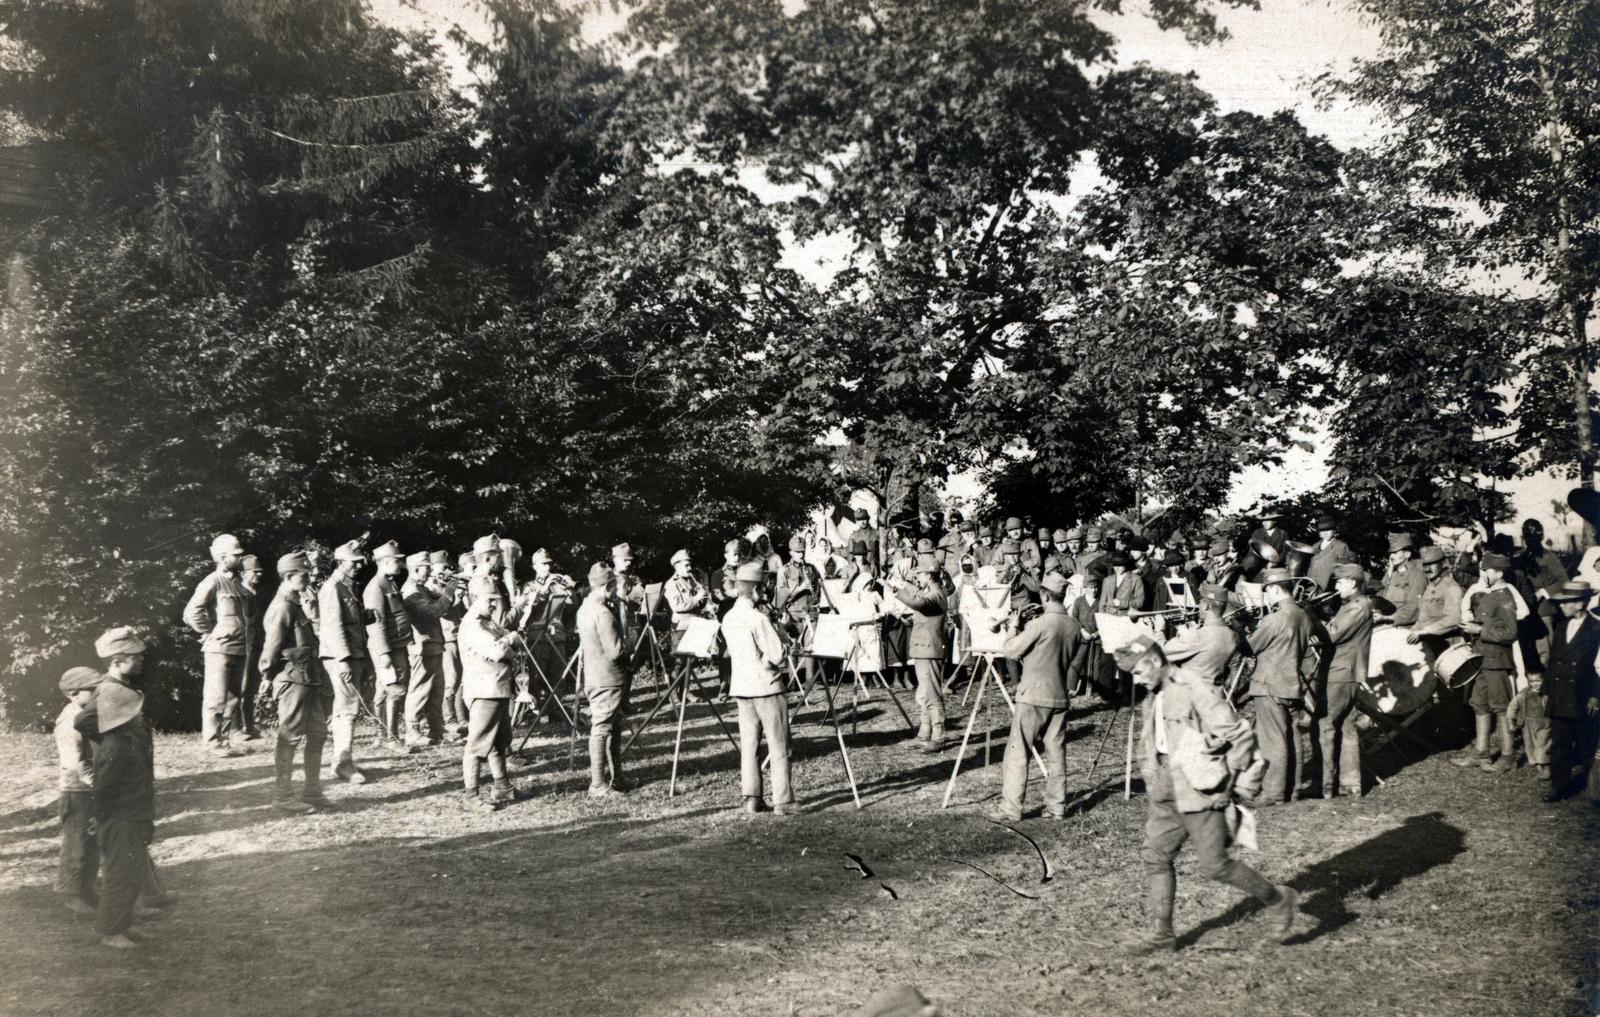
[95,818,149,937]
[1316,682,1361,794]
[1550,716,1587,791]
[1252,695,1305,803]
[56,790,97,903]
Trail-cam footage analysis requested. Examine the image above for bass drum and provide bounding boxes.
[1435,642,1481,690]
[1358,626,1436,723]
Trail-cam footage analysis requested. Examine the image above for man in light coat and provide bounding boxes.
[720,561,795,814]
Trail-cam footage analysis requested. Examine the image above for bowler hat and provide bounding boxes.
[1108,549,1133,568]
[1314,514,1339,531]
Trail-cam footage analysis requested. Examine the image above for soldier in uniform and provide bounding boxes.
[710,539,748,618]
[1186,536,1212,593]
[1306,514,1353,592]
[972,523,997,567]
[1407,546,1463,672]
[578,562,630,796]
[1377,533,1427,627]
[1458,551,1521,773]
[1245,567,1326,806]
[1205,537,1235,588]
[237,553,267,741]
[1078,526,1108,577]
[990,572,1082,821]
[437,550,468,738]
[402,550,458,747]
[610,542,648,653]
[318,540,371,784]
[666,549,712,631]
[1318,563,1372,799]
[458,575,520,812]
[1043,529,1074,578]
[1163,584,1243,686]
[936,514,967,568]
[1114,634,1298,956]
[1004,517,1042,577]
[525,548,576,710]
[183,533,250,759]
[721,560,795,815]
[1536,581,1600,802]
[258,552,330,813]
[894,553,949,752]
[851,508,880,572]
[364,541,415,754]
[774,537,823,685]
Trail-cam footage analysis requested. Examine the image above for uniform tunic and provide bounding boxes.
[577,590,628,735]
[1247,599,1324,803]
[184,567,249,748]
[996,603,1082,815]
[1469,585,1519,712]
[259,587,327,745]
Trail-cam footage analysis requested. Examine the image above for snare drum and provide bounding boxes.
[1434,642,1481,689]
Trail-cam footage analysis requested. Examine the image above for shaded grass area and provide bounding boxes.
[0,675,1596,1017]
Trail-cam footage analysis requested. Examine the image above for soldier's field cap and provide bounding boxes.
[96,683,144,733]
[977,523,993,538]
[428,550,451,567]
[915,537,934,553]
[468,575,502,599]
[611,542,632,559]
[588,562,615,587]
[1260,567,1295,587]
[1037,526,1052,539]
[1052,528,1070,543]
[734,560,765,583]
[1065,526,1083,541]
[999,538,1021,555]
[1112,632,1164,667]
[1387,532,1415,552]
[1333,563,1367,584]
[472,534,501,556]
[916,553,940,574]
[788,534,805,553]
[1040,572,1069,596]
[1480,551,1511,571]
[59,666,102,693]
[276,552,311,577]
[1004,516,1023,531]
[1419,546,1446,565]
[670,549,691,566]
[1084,525,1104,541]
[372,540,403,561]
[94,626,147,660]
[405,551,429,570]
[1550,581,1594,602]
[1208,537,1230,556]
[456,551,475,571]
[209,533,244,557]
[333,539,367,562]
[499,537,522,555]
[240,554,262,571]
[530,548,553,566]
[1198,583,1242,610]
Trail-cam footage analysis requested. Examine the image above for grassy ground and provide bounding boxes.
[1,671,1596,1017]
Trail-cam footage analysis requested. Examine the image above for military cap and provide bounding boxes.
[1419,546,1446,565]
[1189,535,1210,550]
[94,626,147,660]
[527,548,550,567]
[588,562,616,587]
[916,538,935,552]
[1112,632,1164,667]
[209,533,244,558]
[1083,526,1104,541]
[499,537,523,555]
[1065,526,1083,541]
[1004,516,1023,531]
[96,683,144,733]
[1314,514,1340,531]
[1387,532,1415,552]
[959,519,977,533]
[1108,549,1134,568]
[788,535,806,553]
[472,533,501,556]
[405,551,429,570]
[456,552,475,571]
[1259,567,1295,587]
[1037,526,1052,540]
[1208,537,1230,556]
[670,549,691,566]
[611,542,632,559]
[916,553,940,574]
[333,539,367,562]
[429,550,450,567]
[1198,583,1242,610]
[1125,534,1150,552]
[1259,504,1286,521]
[999,538,1021,554]
[59,666,103,693]
[849,536,870,556]
[977,523,993,538]
[276,552,311,577]
[372,540,403,561]
[240,554,262,572]
[1040,572,1069,596]
[724,538,744,555]
[1480,552,1511,571]
[1052,528,1071,543]
[854,507,870,521]
[1550,580,1594,602]
[468,575,502,599]
[1332,563,1367,584]
[734,560,765,583]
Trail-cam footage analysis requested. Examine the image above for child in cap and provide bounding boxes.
[55,666,103,915]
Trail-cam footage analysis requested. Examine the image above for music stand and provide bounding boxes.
[941,651,1051,809]
[628,582,674,697]
[512,634,583,753]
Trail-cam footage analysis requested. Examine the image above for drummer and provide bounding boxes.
[1407,546,1464,674]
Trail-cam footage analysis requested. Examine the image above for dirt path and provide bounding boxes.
[1,683,1595,1017]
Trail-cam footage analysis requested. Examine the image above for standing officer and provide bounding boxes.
[238,553,267,741]
[259,552,329,813]
[1537,581,1600,801]
[364,541,415,754]
[1319,563,1372,799]
[578,562,630,797]
[721,560,795,815]
[1113,634,1298,956]
[990,572,1081,821]
[1163,584,1243,686]
[403,550,457,747]
[894,553,949,752]
[318,540,371,784]
[183,533,250,759]
[1246,567,1326,806]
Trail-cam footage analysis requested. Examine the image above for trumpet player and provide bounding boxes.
[401,550,458,747]
[1162,583,1243,686]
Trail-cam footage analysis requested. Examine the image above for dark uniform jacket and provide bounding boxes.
[76,710,155,833]
[1324,594,1373,685]
[1470,585,1519,672]
[1002,602,1081,709]
[577,591,627,689]
[260,588,322,686]
[363,573,413,665]
[1247,600,1324,699]
[1544,614,1600,719]
[893,585,948,660]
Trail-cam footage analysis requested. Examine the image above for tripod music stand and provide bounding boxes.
[513,633,583,753]
[941,651,1051,809]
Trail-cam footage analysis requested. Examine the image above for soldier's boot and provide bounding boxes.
[300,742,332,809]
[1261,885,1300,945]
[916,716,931,744]
[1124,870,1177,956]
[490,779,519,804]
[331,716,368,784]
[922,720,946,754]
[607,735,630,792]
[587,736,613,798]
[271,741,314,815]
[386,701,415,753]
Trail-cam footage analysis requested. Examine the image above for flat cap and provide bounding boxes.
[371,540,402,561]
[670,549,691,566]
[1332,563,1367,583]
[276,552,311,577]
[59,666,103,693]
[333,539,367,562]
[94,626,147,659]
[735,561,765,583]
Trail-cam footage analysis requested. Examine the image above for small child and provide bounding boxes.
[54,666,103,915]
